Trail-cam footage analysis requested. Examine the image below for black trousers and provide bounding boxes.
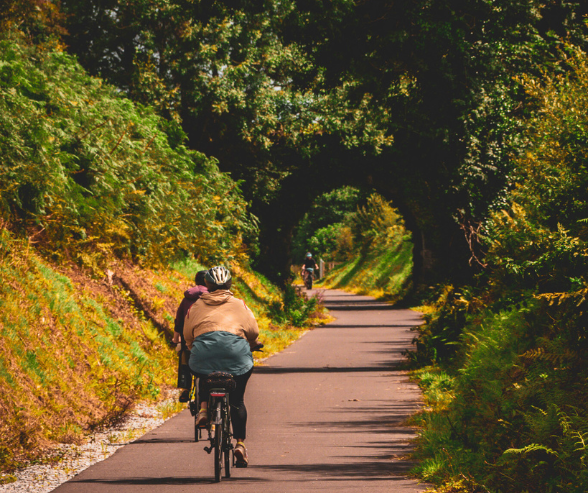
[195,368,253,440]
[177,347,192,390]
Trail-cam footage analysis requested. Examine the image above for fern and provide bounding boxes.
[502,444,559,457]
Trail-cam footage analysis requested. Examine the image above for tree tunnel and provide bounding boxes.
[249,145,475,289]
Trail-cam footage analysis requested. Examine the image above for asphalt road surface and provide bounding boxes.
[55,288,428,492]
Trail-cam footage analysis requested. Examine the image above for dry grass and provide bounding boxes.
[0,238,318,473]
[0,235,182,472]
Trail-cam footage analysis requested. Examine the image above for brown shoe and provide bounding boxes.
[234,442,248,468]
[195,409,208,427]
[179,389,190,403]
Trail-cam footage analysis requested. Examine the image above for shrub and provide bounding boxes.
[0,31,256,270]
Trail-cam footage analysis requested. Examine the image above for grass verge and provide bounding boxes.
[318,239,413,303]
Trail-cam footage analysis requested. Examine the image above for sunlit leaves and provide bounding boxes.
[485,47,588,292]
[0,32,256,269]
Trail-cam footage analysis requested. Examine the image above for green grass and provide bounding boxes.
[319,239,413,303]
[0,236,176,471]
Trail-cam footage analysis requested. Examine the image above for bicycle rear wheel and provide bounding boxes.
[224,413,231,478]
[214,402,223,482]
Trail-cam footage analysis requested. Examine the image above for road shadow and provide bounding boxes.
[255,365,399,374]
[253,460,418,481]
[323,303,397,311]
[131,437,195,444]
[69,476,267,486]
[292,401,423,434]
[320,324,420,329]
[257,339,416,374]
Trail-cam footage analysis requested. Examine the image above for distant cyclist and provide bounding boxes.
[301,252,318,285]
[183,266,260,467]
[172,270,208,403]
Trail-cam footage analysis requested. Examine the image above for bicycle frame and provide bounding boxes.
[203,388,233,482]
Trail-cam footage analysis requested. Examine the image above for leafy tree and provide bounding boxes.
[412,47,588,492]
[0,31,255,269]
[57,0,399,280]
[58,0,588,286]
[291,186,364,261]
[0,0,66,40]
[291,0,588,283]
[486,46,588,295]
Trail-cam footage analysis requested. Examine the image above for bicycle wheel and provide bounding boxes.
[223,401,231,478]
[194,417,199,442]
[214,402,223,482]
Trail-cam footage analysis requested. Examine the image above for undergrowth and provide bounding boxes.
[412,298,588,493]
[409,49,588,493]
[0,231,175,472]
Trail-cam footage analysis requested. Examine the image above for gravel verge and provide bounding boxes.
[0,396,181,493]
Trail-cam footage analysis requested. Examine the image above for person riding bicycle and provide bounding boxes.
[301,252,318,283]
[183,266,260,467]
[172,270,208,403]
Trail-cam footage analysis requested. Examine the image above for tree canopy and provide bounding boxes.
[7,0,588,283]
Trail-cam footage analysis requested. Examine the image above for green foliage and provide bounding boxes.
[269,285,319,328]
[485,48,588,294]
[412,48,588,492]
[0,31,256,269]
[409,286,472,365]
[60,0,394,200]
[0,0,66,41]
[291,187,365,261]
[414,299,588,492]
[52,0,588,284]
[350,194,409,250]
[305,223,347,262]
[319,193,413,302]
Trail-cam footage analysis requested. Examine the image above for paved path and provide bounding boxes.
[55,289,427,492]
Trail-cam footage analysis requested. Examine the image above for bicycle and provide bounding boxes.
[303,267,314,290]
[189,372,234,482]
[188,344,264,482]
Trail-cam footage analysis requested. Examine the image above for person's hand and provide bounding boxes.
[172,332,181,344]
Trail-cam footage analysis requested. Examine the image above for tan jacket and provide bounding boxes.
[183,289,260,350]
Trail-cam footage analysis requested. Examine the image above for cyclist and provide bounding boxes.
[173,270,208,403]
[301,252,318,283]
[183,266,260,468]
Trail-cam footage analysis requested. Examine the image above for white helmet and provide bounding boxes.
[205,266,232,286]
